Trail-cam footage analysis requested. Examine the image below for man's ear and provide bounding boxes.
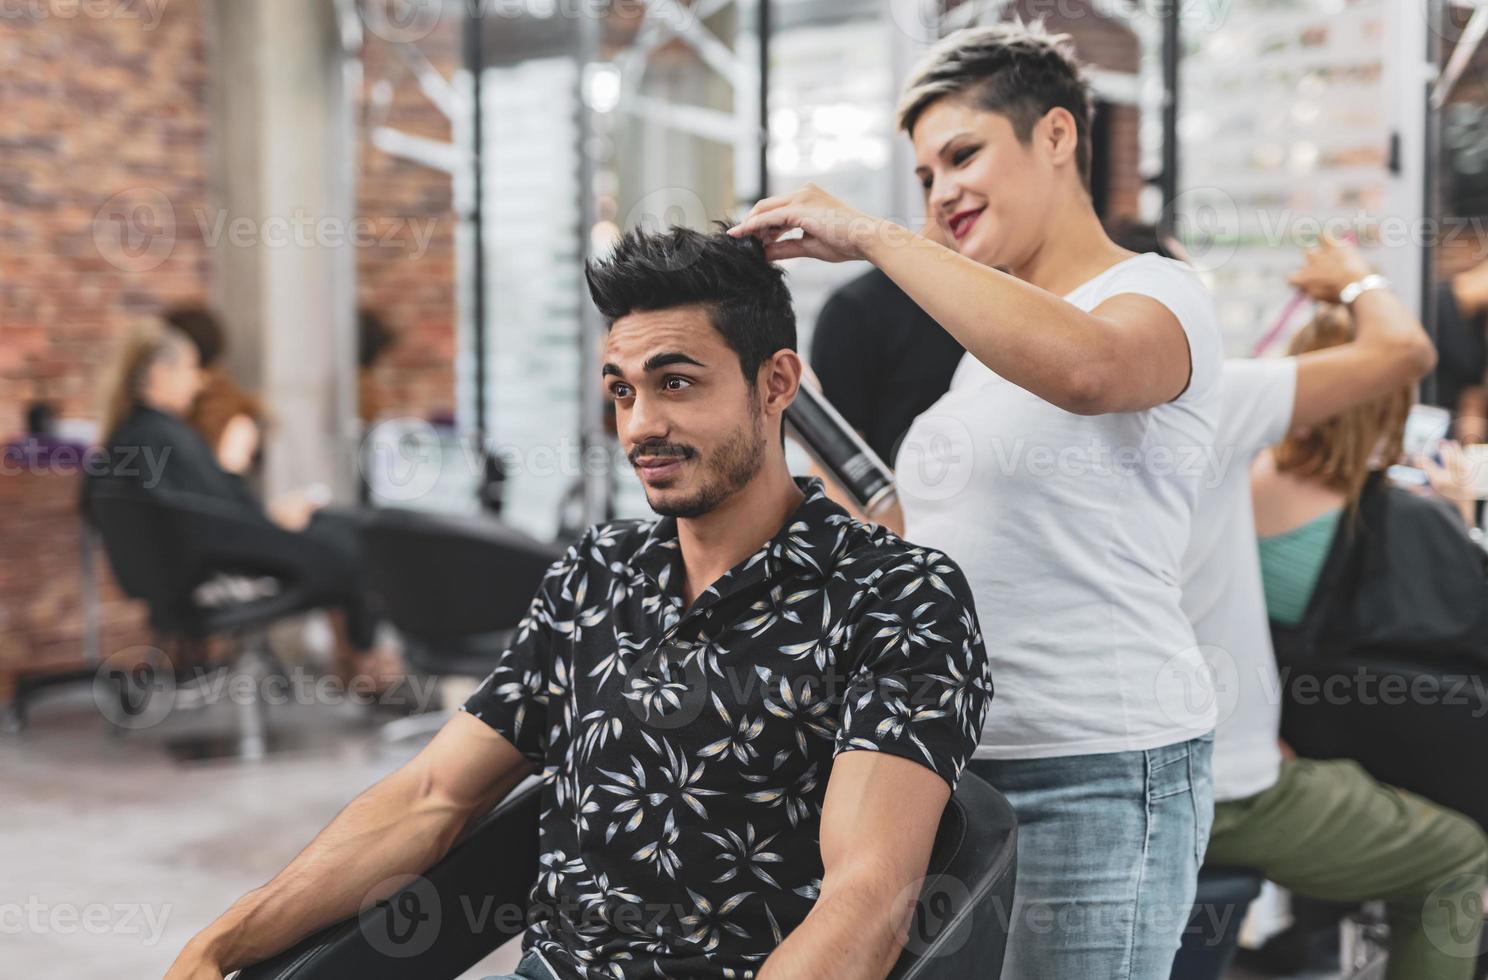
[759,349,803,419]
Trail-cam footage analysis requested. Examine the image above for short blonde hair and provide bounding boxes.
[896,21,1094,188]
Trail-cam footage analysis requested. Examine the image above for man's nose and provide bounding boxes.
[621,391,669,450]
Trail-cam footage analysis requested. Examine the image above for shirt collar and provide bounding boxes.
[630,476,851,602]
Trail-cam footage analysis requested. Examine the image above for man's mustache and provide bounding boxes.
[628,443,697,466]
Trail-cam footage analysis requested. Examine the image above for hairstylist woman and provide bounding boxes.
[729,23,1220,979]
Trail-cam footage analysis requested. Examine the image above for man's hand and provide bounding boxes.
[727,184,899,264]
[163,940,227,980]
[162,713,532,977]
[1287,234,1372,303]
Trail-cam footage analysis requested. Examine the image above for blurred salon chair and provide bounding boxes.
[82,486,348,760]
[361,507,564,742]
[235,771,1018,980]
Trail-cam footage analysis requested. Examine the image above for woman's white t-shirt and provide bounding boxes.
[896,253,1224,759]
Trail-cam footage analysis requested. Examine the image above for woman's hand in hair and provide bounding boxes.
[1288,234,1373,304]
[728,184,904,264]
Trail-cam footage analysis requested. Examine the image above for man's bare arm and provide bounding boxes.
[164,713,533,979]
[758,751,949,980]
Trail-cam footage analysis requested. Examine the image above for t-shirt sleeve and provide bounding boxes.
[1103,257,1225,403]
[1218,357,1298,455]
[459,540,582,763]
[833,551,992,790]
[810,289,878,437]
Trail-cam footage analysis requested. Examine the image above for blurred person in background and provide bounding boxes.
[86,319,401,691]
[357,308,397,426]
[1180,233,1487,980]
[1433,256,1488,444]
[731,21,1222,978]
[1252,306,1487,642]
[165,305,265,477]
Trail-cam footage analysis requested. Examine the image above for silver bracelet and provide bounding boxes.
[1338,274,1390,306]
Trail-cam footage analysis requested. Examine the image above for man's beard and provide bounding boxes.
[643,405,766,520]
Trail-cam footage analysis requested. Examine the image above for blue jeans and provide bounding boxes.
[968,732,1213,980]
[482,950,555,980]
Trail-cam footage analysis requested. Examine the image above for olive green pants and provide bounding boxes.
[1207,758,1488,980]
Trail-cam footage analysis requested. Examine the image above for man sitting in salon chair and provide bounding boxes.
[164,226,992,980]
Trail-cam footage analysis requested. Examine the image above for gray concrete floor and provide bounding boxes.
[2,685,522,979]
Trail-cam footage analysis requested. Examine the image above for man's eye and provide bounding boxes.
[609,384,633,399]
[663,377,692,392]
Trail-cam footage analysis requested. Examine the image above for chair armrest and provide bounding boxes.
[233,778,543,980]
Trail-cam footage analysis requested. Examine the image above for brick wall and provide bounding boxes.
[0,5,474,697]
[354,21,462,423]
[0,2,211,695]
[1004,0,1144,221]
[0,0,211,438]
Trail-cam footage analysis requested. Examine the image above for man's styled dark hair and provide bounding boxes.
[584,221,797,383]
[897,21,1094,190]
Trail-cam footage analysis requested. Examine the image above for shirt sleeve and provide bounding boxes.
[833,551,992,790]
[1218,357,1298,456]
[810,289,878,437]
[459,537,582,763]
[1103,256,1225,404]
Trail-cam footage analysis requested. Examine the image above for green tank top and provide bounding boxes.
[1258,509,1343,627]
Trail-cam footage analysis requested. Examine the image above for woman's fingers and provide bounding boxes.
[728,205,801,239]
[762,238,816,262]
[731,192,802,232]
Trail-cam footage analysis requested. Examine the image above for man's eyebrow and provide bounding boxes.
[643,351,706,372]
[601,351,706,379]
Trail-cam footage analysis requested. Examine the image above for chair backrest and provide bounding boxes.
[886,771,1018,979]
[85,489,208,611]
[234,772,1017,980]
[235,778,543,980]
[362,507,565,641]
[84,486,321,634]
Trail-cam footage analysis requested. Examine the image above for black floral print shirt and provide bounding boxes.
[462,477,991,979]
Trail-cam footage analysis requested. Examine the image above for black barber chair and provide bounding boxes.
[81,487,351,760]
[1171,866,1264,980]
[236,772,1018,980]
[361,507,565,740]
